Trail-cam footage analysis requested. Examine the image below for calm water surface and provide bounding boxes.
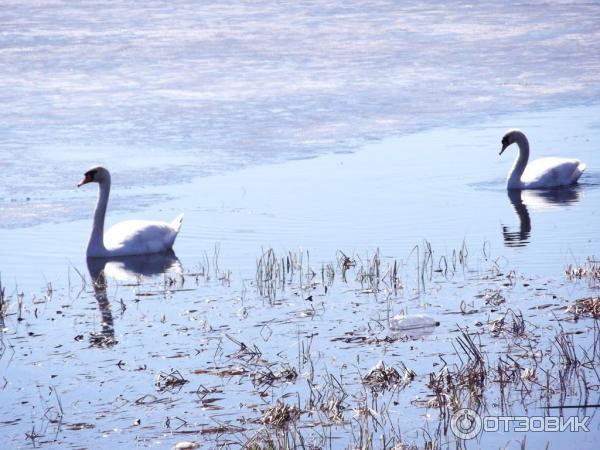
[1,104,599,289]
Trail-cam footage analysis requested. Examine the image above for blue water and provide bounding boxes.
[1,1,599,290]
[1,3,600,449]
[2,103,599,291]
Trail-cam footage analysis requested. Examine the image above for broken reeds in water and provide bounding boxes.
[4,241,600,449]
[567,296,600,318]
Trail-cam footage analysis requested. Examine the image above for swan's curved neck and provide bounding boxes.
[507,134,529,189]
[88,175,111,255]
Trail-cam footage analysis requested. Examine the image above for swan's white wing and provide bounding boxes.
[104,220,179,255]
[522,157,585,188]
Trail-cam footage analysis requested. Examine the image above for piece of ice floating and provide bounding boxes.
[389,314,439,340]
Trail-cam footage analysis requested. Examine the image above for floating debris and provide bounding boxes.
[172,442,200,450]
[565,259,600,282]
[155,370,189,392]
[482,289,507,306]
[5,242,600,449]
[65,422,95,431]
[389,314,439,340]
[488,309,527,338]
[362,361,401,391]
[320,396,345,423]
[567,296,600,318]
[88,332,117,348]
[193,366,249,377]
[252,365,298,387]
[521,367,537,382]
[260,401,301,428]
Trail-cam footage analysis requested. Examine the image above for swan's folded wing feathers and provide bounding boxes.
[521,157,584,186]
[104,220,178,254]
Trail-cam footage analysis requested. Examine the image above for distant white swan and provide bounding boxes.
[500,130,586,189]
[79,166,183,257]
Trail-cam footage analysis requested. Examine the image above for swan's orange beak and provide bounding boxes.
[78,173,93,187]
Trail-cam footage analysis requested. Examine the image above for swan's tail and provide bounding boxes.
[573,161,587,183]
[171,213,184,233]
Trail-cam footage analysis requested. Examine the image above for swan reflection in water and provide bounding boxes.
[502,186,582,248]
[86,250,181,346]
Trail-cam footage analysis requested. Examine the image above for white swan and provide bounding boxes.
[500,129,586,189]
[78,166,183,257]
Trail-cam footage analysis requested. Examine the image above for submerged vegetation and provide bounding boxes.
[0,243,598,449]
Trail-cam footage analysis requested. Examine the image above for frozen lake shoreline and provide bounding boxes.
[1,102,599,292]
[2,0,600,230]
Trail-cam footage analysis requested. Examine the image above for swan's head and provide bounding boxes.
[78,166,109,187]
[500,129,526,155]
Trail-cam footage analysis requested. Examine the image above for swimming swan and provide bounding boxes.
[79,166,183,257]
[500,130,586,189]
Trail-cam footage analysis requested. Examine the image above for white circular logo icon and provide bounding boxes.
[450,408,482,439]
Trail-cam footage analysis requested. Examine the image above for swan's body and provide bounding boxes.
[500,130,586,189]
[79,166,183,257]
